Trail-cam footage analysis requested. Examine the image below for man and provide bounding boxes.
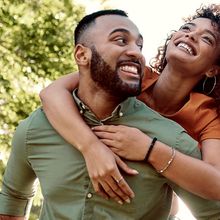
[0,9,220,219]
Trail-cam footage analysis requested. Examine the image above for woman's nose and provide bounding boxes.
[185,31,198,42]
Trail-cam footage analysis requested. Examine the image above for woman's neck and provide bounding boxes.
[151,66,198,115]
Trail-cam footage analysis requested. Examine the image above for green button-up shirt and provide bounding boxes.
[1,92,220,220]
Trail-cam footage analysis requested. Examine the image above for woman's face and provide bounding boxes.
[166,17,220,76]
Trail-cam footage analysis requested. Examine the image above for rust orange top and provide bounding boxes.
[138,67,220,144]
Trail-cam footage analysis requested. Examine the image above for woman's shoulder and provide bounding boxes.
[141,66,159,90]
[189,92,215,107]
[174,92,220,142]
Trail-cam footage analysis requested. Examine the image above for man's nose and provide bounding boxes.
[125,45,145,63]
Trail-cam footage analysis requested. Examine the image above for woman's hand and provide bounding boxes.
[92,125,151,161]
[82,140,138,204]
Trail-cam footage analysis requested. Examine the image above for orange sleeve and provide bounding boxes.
[138,68,220,143]
[168,93,220,143]
[195,94,220,142]
[138,67,159,104]
[141,67,159,92]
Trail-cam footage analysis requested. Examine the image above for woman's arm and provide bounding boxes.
[202,139,220,170]
[150,138,220,200]
[93,125,220,200]
[40,73,138,204]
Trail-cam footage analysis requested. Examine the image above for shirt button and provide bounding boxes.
[87,192,93,199]
[135,103,140,107]
[80,110,83,114]
[119,112,123,117]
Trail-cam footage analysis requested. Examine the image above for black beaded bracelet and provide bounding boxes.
[144,137,157,162]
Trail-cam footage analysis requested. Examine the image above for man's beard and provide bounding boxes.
[90,47,142,99]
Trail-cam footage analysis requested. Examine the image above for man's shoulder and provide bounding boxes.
[126,98,200,157]
[132,98,184,128]
[122,98,188,140]
[15,107,53,138]
[14,107,63,148]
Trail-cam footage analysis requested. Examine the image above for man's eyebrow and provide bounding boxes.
[186,22,217,41]
[109,28,130,35]
[109,28,143,40]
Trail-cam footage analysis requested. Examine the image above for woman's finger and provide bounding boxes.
[92,125,119,132]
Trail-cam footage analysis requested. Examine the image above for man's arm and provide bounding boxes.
[0,118,37,217]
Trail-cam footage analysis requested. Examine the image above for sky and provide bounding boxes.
[75,0,219,219]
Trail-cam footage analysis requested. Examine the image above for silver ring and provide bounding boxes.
[115,177,123,184]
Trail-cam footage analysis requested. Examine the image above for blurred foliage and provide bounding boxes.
[0,0,85,218]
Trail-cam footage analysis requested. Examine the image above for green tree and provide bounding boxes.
[0,0,85,218]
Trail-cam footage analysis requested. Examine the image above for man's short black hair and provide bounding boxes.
[74,9,128,46]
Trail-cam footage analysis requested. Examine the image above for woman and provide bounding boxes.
[40,3,220,211]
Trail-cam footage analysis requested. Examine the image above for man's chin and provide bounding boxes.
[121,77,141,85]
[119,87,141,97]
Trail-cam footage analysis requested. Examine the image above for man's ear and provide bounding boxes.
[205,65,220,77]
[74,44,92,65]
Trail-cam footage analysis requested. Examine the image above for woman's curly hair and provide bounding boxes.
[150,4,220,113]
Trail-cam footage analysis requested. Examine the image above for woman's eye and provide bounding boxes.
[180,25,191,32]
[202,36,213,45]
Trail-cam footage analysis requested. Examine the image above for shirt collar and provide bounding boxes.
[72,89,137,125]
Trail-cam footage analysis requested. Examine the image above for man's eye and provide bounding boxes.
[137,44,143,50]
[116,38,126,44]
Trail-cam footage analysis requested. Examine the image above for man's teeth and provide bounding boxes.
[177,42,193,55]
[120,66,138,74]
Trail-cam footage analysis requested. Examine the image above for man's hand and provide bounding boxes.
[82,141,138,204]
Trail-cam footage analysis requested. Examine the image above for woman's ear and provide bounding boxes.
[205,65,220,77]
[74,44,92,66]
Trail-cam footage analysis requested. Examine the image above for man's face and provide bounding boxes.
[88,15,145,98]
[90,46,142,97]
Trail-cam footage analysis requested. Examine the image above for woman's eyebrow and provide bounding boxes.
[185,22,217,40]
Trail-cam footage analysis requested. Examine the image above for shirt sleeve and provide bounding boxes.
[173,185,220,219]
[175,130,201,159]
[0,118,37,217]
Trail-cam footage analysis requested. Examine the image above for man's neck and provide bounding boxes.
[77,83,124,120]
